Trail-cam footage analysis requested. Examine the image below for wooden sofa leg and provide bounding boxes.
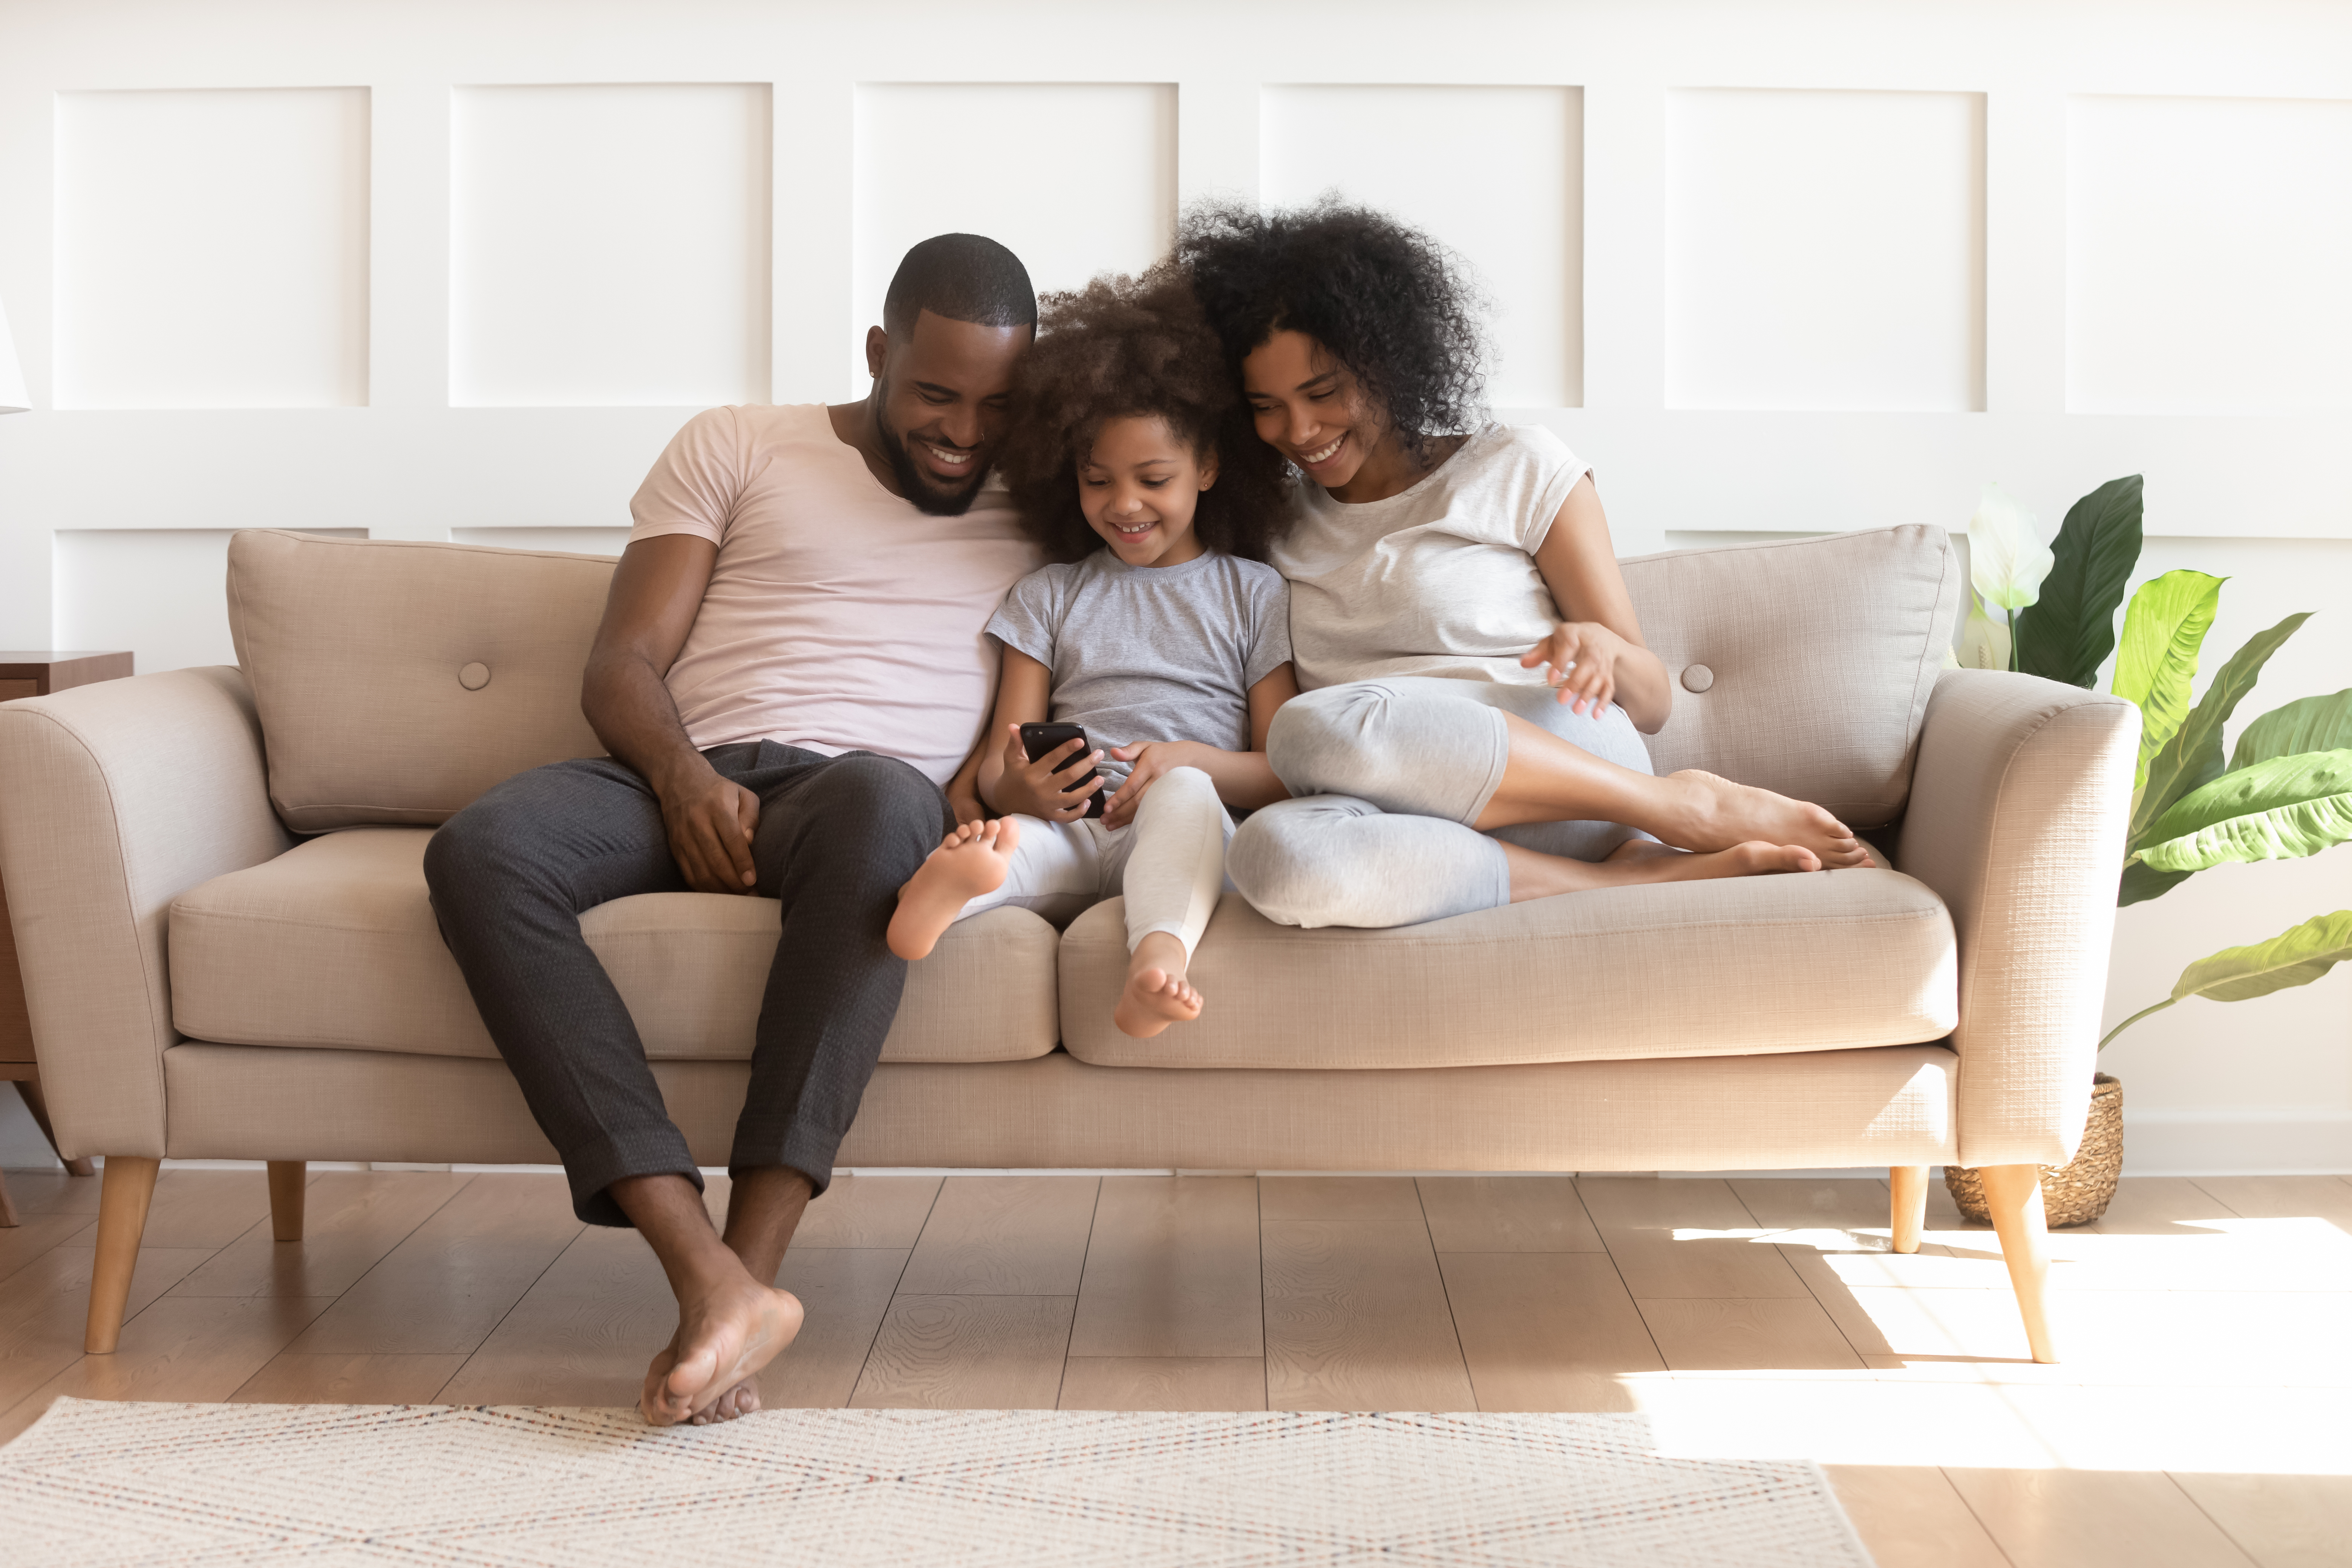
[1979,1163,2057,1364]
[86,1156,161,1354]
[0,1169,18,1228]
[267,1161,306,1243]
[1890,1165,1927,1254]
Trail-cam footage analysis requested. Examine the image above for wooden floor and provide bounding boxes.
[3,1166,2349,1566]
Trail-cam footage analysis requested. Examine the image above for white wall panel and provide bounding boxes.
[2068,95,2352,416]
[52,528,365,674]
[1664,89,1984,412]
[450,84,770,408]
[1260,86,1582,409]
[52,88,369,409]
[851,83,1175,385]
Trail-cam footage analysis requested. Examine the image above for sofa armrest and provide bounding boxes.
[0,667,291,1158]
[1895,669,2138,1166]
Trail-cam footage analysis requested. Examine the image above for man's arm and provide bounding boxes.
[582,534,761,894]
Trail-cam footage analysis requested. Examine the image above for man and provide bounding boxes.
[424,234,1042,1426]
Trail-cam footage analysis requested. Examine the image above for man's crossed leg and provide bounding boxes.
[424,741,947,1424]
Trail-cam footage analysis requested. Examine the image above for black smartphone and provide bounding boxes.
[1017,722,1108,819]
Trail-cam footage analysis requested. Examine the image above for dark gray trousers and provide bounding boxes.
[423,741,950,1226]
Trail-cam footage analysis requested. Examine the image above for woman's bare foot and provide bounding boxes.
[887,818,1023,960]
[1655,770,1870,867]
[1503,838,1820,901]
[639,1272,804,1427]
[1114,931,1202,1038]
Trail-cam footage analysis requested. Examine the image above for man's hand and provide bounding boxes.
[657,761,761,894]
[1101,740,1208,829]
[991,723,1102,823]
[1521,621,1632,718]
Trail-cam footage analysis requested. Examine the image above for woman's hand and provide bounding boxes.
[1521,621,1633,718]
[1101,740,1210,829]
[991,723,1104,823]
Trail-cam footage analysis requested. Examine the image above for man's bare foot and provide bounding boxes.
[1657,770,1870,867]
[1114,931,1202,1038]
[887,818,1023,960]
[639,1274,804,1426]
[688,1377,761,1426]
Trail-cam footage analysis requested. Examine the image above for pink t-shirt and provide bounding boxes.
[628,404,1041,786]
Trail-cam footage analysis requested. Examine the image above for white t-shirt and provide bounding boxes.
[628,404,1043,785]
[1271,423,1589,691]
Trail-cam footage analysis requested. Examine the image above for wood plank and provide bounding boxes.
[2193,1175,2352,1230]
[5,1295,334,1447]
[2082,1178,2239,1236]
[792,1175,942,1248]
[1261,1220,1474,1412]
[1577,1177,1810,1299]
[1946,1467,2257,1568]
[1068,1177,1262,1359]
[1728,1177,1894,1234]
[169,1171,471,1298]
[1437,1251,1663,1412]
[2166,1472,2352,1568]
[0,1243,215,1415]
[1822,1465,2014,1568]
[433,1225,669,1408]
[0,1211,95,1284]
[850,1294,1073,1410]
[284,1173,582,1356]
[1416,1177,1603,1253]
[0,1168,102,1219]
[1058,1357,1266,1412]
[1634,1296,1867,1372]
[763,1247,910,1409]
[1258,1176,1422,1223]
[894,1176,1098,1295]
[230,1352,468,1405]
[76,1168,281,1251]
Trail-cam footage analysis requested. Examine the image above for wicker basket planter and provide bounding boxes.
[1945,1073,2122,1229]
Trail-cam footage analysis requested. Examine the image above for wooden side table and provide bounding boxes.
[1,652,133,1223]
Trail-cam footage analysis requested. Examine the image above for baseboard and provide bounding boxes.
[2120,1109,2352,1176]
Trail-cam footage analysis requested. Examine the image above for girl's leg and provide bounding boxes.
[1267,678,1865,867]
[1105,767,1232,1038]
[885,815,1095,959]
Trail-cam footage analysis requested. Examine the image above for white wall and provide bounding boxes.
[0,0,2347,1172]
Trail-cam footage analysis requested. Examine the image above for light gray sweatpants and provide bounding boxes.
[1227,676,1655,929]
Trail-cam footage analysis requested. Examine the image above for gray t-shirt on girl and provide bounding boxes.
[985,549,1292,785]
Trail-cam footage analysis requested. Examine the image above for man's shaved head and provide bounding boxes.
[882,233,1037,338]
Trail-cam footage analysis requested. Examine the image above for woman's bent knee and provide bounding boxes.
[1227,803,1358,929]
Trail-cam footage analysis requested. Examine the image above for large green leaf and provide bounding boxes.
[2132,749,2352,873]
[2112,571,2224,794]
[2117,860,2192,907]
[2015,475,2144,689]
[2128,612,2311,850]
[2100,909,2352,1048]
[2231,688,2352,773]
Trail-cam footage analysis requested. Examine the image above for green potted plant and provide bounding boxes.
[1942,476,2352,1226]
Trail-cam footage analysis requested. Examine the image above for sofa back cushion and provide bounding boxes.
[1622,525,1960,827]
[229,530,615,830]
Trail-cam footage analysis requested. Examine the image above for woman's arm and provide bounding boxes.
[1526,473,1674,734]
[975,647,1104,821]
[1102,663,1299,828]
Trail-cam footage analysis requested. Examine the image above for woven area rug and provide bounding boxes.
[0,1399,1873,1566]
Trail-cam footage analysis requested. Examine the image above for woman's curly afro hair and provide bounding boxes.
[1174,198,1490,464]
[998,265,1293,564]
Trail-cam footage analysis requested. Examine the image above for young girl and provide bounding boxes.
[885,270,1298,1038]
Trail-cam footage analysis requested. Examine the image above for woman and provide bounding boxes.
[1176,200,1869,929]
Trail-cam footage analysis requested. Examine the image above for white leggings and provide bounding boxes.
[955,765,1235,958]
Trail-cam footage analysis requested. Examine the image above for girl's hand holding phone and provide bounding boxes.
[995,723,1103,822]
[1101,740,1208,828]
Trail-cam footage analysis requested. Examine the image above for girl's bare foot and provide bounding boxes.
[639,1273,804,1427]
[1114,931,1202,1038]
[887,818,1023,960]
[1657,770,1870,867]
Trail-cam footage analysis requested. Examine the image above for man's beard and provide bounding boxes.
[878,421,987,517]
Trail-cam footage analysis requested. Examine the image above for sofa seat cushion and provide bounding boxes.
[170,827,1057,1064]
[1058,871,1956,1070]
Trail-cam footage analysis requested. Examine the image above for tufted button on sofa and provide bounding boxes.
[0,526,2137,1363]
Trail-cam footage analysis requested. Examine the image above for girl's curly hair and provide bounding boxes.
[1174,198,1490,465]
[998,266,1293,564]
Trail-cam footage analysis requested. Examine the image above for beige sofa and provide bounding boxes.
[0,525,2136,1364]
